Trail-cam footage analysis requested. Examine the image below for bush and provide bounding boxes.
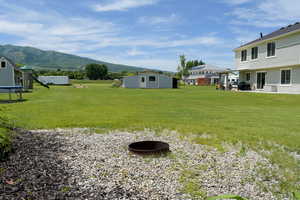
[112,79,122,88]
[0,128,12,160]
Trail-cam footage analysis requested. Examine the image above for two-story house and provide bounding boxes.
[186,64,223,86]
[234,22,300,93]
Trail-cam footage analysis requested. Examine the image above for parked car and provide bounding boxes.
[238,82,251,90]
[230,81,239,89]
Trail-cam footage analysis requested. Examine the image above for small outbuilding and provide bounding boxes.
[20,65,34,90]
[38,76,70,85]
[0,56,22,93]
[122,72,177,89]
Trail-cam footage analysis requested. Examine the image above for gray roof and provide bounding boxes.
[190,64,224,72]
[238,22,300,48]
[0,56,20,72]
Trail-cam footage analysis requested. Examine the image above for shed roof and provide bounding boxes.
[20,65,33,70]
[236,22,300,50]
[0,56,21,72]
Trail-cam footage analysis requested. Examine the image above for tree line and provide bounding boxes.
[21,58,200,81]
[35,63,172,80]
[37,67,130,80]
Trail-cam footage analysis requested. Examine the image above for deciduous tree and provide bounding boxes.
[85,64,108,80]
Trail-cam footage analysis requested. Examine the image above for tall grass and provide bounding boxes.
[0,107,13,160]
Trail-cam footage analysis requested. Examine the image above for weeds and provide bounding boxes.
[206,194,249,200]
[0,107,13,160]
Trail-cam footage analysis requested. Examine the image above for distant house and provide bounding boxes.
[234,22,300,93]
[0,56,22,92]
[122,72,177,89]
[38,76,70,85]
[185,64,224,86]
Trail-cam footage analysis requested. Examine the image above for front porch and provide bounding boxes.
[239,66,300,93]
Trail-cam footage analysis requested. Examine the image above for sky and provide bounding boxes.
[0,0,300,71]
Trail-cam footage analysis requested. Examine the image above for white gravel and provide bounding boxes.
[43,128,284,199]
[1,128,289,199]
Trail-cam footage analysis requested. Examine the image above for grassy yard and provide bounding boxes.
[0,81,299,194]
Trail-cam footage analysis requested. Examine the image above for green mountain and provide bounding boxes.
[0,44,148,72]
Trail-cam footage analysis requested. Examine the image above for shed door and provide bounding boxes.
[140,76,146,88]
[148,75,157,88]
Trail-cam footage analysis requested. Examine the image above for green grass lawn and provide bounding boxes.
[0,82,299,193]
[2,83,300,151]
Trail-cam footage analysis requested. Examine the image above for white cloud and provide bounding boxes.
[127,48,146,56]
[94,0,158,12]
[0,2,118,53]
[138,14,179,25]
[222,0,252,5]
[230,19,287,28]
[258,0,300,20]
[228,0,300,27]
[0,16,117,53]
[230,27,260,44]
[169,36,222,47]
[96,35,222,48]
[0,1,231,70]
[0,20,44,35]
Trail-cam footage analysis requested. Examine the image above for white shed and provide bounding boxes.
[122,72,177,89]
[0,56,22,93]
[38,76,70,85]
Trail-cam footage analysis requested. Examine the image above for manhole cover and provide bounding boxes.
[128,141,170,154]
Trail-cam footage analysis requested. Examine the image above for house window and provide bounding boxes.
[246,73,251,81]
[241,50,247,61]
[251,47,258,59]
[267,42,276,57]
[149,76,156,82]
[1,61,6,68]
[281,69,291,85]
[141,77,145,83]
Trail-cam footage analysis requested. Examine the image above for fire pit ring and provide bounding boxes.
[128,141,170,154]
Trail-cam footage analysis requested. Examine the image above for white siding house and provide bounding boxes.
[185,64,223,85]
[234,22,300,93]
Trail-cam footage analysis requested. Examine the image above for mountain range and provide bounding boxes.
[0,44,149,72]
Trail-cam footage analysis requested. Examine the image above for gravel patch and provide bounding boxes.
[0,128,286,199]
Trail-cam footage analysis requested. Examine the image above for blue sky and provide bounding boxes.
[0,0,299,71]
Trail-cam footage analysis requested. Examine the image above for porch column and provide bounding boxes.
[225,73,229,90]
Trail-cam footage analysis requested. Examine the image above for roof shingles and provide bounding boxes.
[238,22,300,49]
